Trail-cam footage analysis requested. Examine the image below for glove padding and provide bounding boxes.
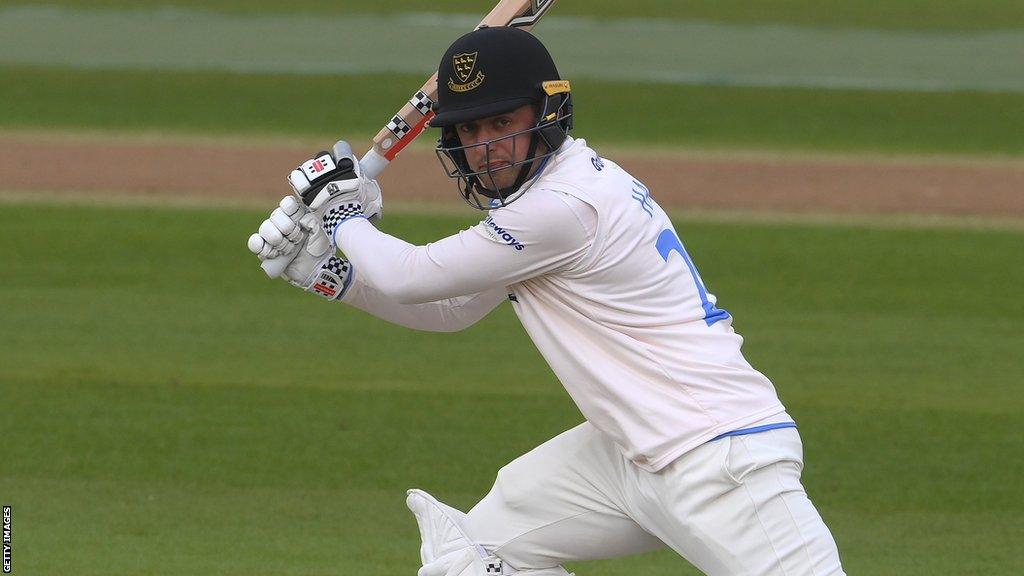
[288,140,382,240]
[247,195,307,261]
[248,198,355,300]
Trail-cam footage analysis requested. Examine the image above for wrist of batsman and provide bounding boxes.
[322,201,365,240]
[305,256,355,301]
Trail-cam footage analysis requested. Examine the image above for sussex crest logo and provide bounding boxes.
[453,52,477,82]
[449,52,485,92]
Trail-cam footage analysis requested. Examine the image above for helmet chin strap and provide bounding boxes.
[474,132,541,201]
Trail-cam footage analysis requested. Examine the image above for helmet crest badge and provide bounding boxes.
[449,52,485,92]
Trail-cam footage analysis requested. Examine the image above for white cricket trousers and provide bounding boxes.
[463,421,845,575]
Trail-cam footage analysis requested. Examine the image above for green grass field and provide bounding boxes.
[2,0,1023,573]
[4,66,1023,156]
[1,203,1022,574]
[2,0,1022,30]
[4,0,1023,157]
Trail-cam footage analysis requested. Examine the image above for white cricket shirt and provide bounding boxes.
[337,137,785,472]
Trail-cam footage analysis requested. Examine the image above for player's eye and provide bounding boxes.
[458,122,478,134]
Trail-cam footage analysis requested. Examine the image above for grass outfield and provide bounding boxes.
[4,66,1023,156]
[1,0,1021,30]
[1,201,1022,574]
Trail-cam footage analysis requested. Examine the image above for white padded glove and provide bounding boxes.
[288,140,383,244]
[247,195,308,262]
[282,213,356,300]
[248,200,355,300]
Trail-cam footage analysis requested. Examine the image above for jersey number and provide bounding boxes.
[656,229,730,327]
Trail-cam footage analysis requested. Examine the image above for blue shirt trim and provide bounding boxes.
[709,422,797,442]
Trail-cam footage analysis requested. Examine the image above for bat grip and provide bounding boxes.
[261,255,291,278]
[359,148,389,179]
[262,150,391,279]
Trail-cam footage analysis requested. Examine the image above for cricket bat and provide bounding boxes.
[263,0,559,277]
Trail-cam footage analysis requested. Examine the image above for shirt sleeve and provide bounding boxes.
[339,279,507,332]
[334,189,594,304]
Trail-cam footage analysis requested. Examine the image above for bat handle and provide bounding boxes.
[262,149,391,279]
[359,148,390,179]
[261,255,292,278]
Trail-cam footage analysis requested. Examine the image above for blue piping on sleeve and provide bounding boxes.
[337,263,355,301]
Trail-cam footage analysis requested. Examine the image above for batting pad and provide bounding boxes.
[407,489,480,565]
[406,489,575,576]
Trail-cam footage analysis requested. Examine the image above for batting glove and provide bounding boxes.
[288,140,383,244]
[248,199,355,300]
[247,195,308,262]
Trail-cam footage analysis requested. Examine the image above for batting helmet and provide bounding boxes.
[431,26,573,209]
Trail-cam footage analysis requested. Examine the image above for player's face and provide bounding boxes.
[455,104,544,191]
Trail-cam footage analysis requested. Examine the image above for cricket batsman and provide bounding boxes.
[248,26,846,576]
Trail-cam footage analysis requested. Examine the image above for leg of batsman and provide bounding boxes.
[407,489,574,576]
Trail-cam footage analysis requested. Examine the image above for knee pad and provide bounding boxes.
[407,489,575,576]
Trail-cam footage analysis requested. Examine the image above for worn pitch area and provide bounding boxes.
[3,134,1022,218]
